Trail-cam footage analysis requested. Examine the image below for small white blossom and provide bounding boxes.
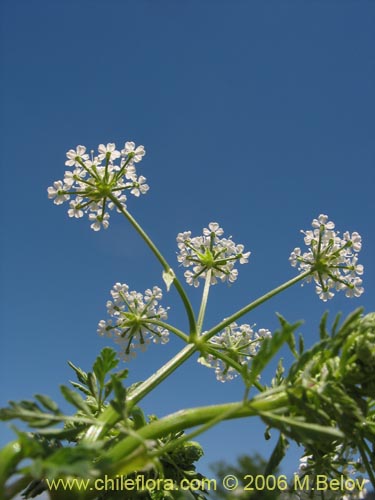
[47,181,70,205]
[48,141,147,231]
[97,319,113,337]
[129,175,150,197]
[67,197,84,218]
[198,323,271,382]
[98,284,169,361]
[298,455,313,473]
[177,223,250,287]
[65,145,89,167]
[290,214,364,301]
[97,143,121,161]
[89,212,110,231]
[121,141,146,162]
[203,222,224,237]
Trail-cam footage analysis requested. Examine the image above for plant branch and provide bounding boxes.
[202,270,312,342]
[108,194,196,335]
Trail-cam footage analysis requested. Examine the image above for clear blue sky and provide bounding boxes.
[1,0,374,484]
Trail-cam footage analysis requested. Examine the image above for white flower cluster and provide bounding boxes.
[97,283,169,361]
[198,323,271,382]
[290,214,364,302]
[176,222,250,287]
[47,142,148,231]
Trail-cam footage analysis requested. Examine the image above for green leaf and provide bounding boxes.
[298,333,304,355]
[109,375,127,418]
[0,440,23,497]
[67,361,88,385]
[130,406,147,429]
[93,348,119,388]
[87,372,99,400]
[32,426,88,441]
[27,443,101,479]
[60,386,92,416]
[34,395,59,413]
[336,308,363,338]
[69,381,91,397]
[259,411,344,441]
[247,315,301,387]
[162,268,175,292]
[0,400,63,428]
[319,311,330,340]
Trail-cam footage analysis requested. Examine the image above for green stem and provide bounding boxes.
[84,343,198,442]
[204,345,243,373]
[150,404,241,460]
[114,154,133,181]
[104,392,289,464]
[84,271,311,442]
[202,270,312,342]
[146,319,189,343]
[194,269,212,340]
[203,345,264,391]
[77,158,99,181]
[108,194,196,335]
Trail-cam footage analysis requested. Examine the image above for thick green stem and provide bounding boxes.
[108,194,196,335]
[193,269,212,340]
[84,343,198,442]
[202,270,312,342]
[104,392,289,464]
[150,404,241,460]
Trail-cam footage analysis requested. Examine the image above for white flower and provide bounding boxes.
[63,170,78,188]
[89,212,110,231]
[47,181,70,205]
[98,284,169,360]
[67,197,84,218]
[111,282,129,304]
[48,140,147,231]
[65,145,89,167]
[97,319,113,337]
[203,222,224,237]
[199,323,271,382]
[298,455,313,473]
[129,175,149,197]
[177,223,250,287]
[290,214,364,301]
[97,143,121,161]
[121,141,146,163]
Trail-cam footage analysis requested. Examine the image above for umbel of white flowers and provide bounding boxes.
[47,142,147,231]
[177,222,250,287]
[290,214,364,301]
[98,283,169,361]
[198,323,272,382]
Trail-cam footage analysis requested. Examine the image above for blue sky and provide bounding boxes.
[1,0,374,486]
